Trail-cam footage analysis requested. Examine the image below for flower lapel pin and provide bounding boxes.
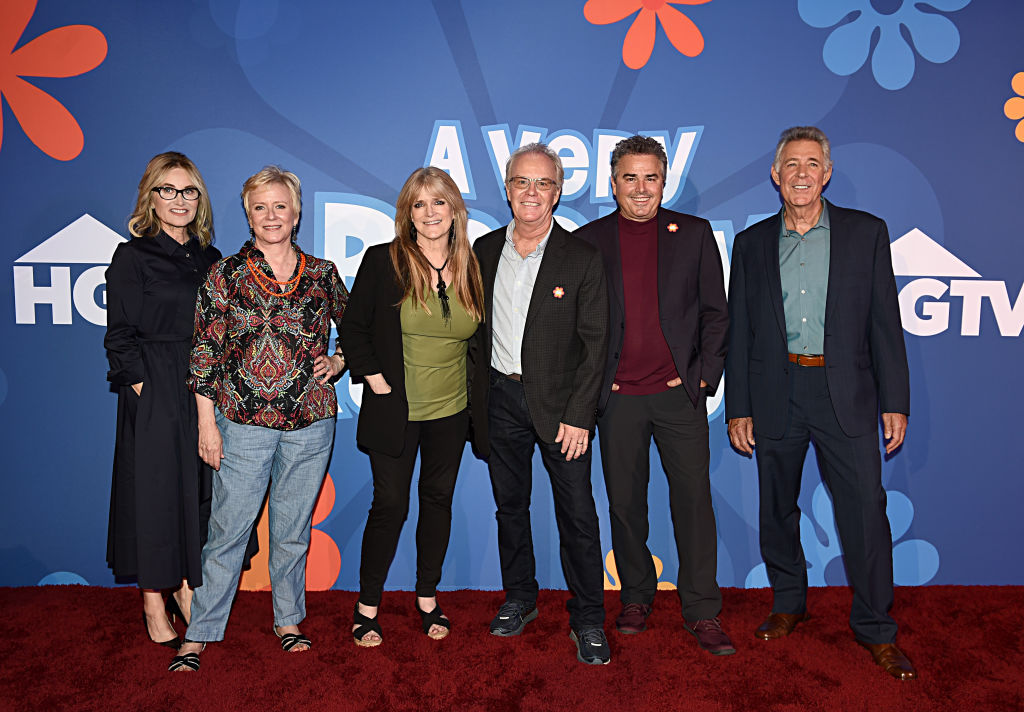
[667,222,679,233]
[553,286,565,299]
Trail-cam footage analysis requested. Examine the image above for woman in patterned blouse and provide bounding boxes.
[342,167,485,646]
[169,166,348,672]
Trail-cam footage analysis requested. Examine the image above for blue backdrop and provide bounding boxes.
[2,0,1021,590]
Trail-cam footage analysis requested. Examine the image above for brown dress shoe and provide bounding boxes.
[754,612,808,640]
[858,641,917,680]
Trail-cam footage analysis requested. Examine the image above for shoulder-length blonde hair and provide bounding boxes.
[390,167,484,322]
[128,152,214,247]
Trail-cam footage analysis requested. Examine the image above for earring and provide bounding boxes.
[291,225,298,240]
[410,224,417,240]
[249,227,255,238]
[448,222,455,244]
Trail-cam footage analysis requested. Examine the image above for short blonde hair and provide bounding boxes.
[128,152,214,247]
[241,166,302,221]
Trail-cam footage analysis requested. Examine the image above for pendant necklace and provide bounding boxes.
[429,255,452,324]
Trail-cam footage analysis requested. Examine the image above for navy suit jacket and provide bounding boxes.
[724,201,909,439]
[471,221,608,445]
[575,208,728,414]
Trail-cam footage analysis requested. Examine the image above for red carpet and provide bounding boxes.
[1,586,1021,711]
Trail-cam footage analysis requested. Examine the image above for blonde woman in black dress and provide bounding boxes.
[105,152,222,647]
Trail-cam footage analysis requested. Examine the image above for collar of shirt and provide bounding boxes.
[155,230,195,255]
[780,199,830,240]
[503,219,553,259]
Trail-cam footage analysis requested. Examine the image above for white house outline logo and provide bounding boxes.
[13,214,124,326]
[892,228,1022,337]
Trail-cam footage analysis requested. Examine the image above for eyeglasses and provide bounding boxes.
[507,176,558,192]
[152,186,201,201]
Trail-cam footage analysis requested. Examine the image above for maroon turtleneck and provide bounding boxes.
[614,212,679,394]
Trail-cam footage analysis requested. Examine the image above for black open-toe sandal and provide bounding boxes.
[274,627,312,652]
[416,601,451,640]
[353,603,383,647]
[168,641,205,672]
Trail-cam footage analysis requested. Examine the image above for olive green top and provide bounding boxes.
[400,289,479,421]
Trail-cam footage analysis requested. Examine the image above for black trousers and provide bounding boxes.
[358,409,469,606]
[598,386,722,621]
[755,365,897,644]
[486,369,606,630]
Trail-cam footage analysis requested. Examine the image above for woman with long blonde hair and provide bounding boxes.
[341,166,486,646]
[105,151,219,648]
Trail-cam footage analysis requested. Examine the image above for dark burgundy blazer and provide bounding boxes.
[724,201,910,439]
[575,208,728,414]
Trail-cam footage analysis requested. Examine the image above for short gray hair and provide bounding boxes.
[773,126,832,172]
[505,143,564,186]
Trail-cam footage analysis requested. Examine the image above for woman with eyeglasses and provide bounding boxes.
[105,152,228,648]
[341,167,486,647]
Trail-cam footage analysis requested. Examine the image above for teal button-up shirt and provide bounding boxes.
[779,201,830,354]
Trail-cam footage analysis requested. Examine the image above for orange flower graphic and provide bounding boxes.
[1004,72,1024,143]
[0,0,107,161]
[584,0,712,70]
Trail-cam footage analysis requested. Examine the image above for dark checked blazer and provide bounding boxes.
[724,200,910,439]
[471,220,609,445]
[575,208,728,414]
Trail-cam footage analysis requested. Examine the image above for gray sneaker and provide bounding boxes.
[570,627,611,665]
[489,600,538,636]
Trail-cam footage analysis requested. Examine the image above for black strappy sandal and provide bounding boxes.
[352,603,383,647]
[168,642,205,672]
[416,601,451,640]
[274,627,312,652]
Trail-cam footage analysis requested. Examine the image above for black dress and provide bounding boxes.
[104,232,221,589]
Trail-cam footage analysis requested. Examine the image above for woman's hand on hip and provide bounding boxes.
[315,353,345,384]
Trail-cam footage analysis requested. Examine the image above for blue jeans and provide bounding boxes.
[186,413,335,641]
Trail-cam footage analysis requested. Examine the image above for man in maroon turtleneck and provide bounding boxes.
[575,135,732,655]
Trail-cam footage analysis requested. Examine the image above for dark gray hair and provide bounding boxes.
[610,135,667,179]
[505,142,564,186]
[773,126,832,172]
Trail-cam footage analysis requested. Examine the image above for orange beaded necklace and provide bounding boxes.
[247,251,306,297]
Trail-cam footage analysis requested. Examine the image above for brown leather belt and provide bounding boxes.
[788,353,824,367]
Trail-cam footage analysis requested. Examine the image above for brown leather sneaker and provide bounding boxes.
[615,603,652,634]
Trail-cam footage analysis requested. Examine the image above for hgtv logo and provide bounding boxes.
[13,214,124,326]
[893,229,1023,337]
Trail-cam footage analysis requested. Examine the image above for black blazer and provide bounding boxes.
[339,244,487,457]
[471,221,609,444]
[575,208,728,414]
[724,201,910,439]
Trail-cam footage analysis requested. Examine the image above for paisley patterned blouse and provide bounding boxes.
[188,241,349,430]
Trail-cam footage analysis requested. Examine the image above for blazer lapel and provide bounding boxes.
[524,221,567,334]
[824,200,844,324]
[656,209,676,318]
[597,214,624,312]
[479,232,503,344]
[761,213,787,341]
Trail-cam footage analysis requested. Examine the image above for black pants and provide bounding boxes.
[598,386,722,621]
[486,369,605,630]
[358,409,469,606]
[755,365,897,644]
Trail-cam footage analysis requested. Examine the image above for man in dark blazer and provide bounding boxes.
[575,135,733,655]
[471,143,611,665]
[725,126,915,680]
